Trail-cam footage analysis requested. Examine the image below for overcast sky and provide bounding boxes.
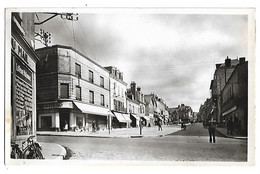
[35,12,248,112]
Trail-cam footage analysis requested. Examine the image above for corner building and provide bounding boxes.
[36,45,110,131]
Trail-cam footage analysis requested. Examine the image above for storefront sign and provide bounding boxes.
[39,101,73,110]
[11,37,29,63]
[15,58,32,85]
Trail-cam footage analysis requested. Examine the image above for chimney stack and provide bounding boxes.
[225,56,231,67]
[239,57,245,64]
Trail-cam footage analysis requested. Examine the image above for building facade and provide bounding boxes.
[221,59,248,136]
[36,45,110,132]
[144,93,168,126]
[10,12,39,145]
[210,57,239,125]
[126,82,148,126]
[104,66,130,128]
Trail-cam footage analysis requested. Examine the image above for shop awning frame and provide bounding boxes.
[73,101,110,116]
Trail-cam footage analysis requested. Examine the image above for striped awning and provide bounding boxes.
[113,112,127,123]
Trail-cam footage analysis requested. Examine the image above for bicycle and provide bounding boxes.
[11,136,44,159]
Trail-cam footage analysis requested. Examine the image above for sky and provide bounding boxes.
[34,11,248,112]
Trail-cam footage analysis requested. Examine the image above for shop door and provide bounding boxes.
[60,113,70,131]
[41,116,52,130]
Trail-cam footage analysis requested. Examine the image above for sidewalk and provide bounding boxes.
[215,127,247,140]
[39,142,66,160]
[37,125,181,138]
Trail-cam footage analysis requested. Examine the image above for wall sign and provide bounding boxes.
[15,58,32,85]
[11,37,29,63]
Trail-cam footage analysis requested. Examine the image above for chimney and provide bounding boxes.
[216,63,222,69]
[130,81,136,100]
[239,57,245,64]
[225,56,231,67]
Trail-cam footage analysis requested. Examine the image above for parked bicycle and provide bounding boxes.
[11,136,44,159]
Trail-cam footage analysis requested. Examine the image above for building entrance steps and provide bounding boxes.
[37,125,181,138]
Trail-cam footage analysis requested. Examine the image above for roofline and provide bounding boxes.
[36,44,110,73]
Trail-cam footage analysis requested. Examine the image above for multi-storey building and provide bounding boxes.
[221,58,248,136]
[127,82,148,126]
[104,66,130,128]
[10,12,39,145]
[144,93,168,126]
[36,45,110,131]
[126,97,140,127]
[210,57,239,124]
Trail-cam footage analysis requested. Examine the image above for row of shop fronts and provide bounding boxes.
[37,100,158,131]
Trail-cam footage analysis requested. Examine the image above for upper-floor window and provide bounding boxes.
[89,90,94,104]
[60,83,69,98]
[100,94,105,106]
[100,76,104,88]
[89,70,94,83]
[76,86,81,100]
[75,63,81,78]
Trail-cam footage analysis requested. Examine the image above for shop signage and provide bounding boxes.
[39,101,73,110]
[15,58,32,85]
[11,37,29,63]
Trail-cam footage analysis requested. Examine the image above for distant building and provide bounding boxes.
[144,93,168,126]
[36,45,110,132]
[127,82,147,126]
[221,58,248,136]
[104,66,130,128]
[11,12,39,145]
[169,104,193,124]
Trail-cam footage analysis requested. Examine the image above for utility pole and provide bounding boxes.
[34,12,78,47]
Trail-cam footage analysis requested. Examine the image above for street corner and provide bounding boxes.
[40,142,67,160]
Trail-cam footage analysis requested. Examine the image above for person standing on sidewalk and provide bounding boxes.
[158,120,163,131]
[208,117,216,143]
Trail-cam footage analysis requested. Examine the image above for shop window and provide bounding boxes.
[60,83,69,98]
[89,90,94,104]
[89,70,94,83]
[100,94,105,106]
[100,76,104,88]
[75,63,81,78]
[76,86,81,100]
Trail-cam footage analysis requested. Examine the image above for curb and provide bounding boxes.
[37,133,166,138]
[215,129,248,140]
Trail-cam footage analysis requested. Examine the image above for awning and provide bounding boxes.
[130,113,140,120]
[113,112,127,123]
[141,116,150,121]
[222,105,237,116]
[122,114,131,122]
[74,102,110,116]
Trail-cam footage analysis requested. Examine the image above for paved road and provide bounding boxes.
[38,123,247,161]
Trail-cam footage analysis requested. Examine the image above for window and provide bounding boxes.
[89,70,94,83]
[114,99,117,111]
[60,83,69,98]
[75,63,81,77]
[89,90,94,104]
[100,76,104,88]
[76,86,81,100]
[100,94,105,106]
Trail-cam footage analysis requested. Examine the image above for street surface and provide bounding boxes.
[38,123,247,161]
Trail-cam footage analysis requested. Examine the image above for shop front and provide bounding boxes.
[37,101,110,132]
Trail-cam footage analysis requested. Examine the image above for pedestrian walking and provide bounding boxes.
[92,121,96,132]
[158,120,163,131]
[208,117,216,143]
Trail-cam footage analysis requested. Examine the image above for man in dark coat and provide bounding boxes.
[208,117,216,143]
